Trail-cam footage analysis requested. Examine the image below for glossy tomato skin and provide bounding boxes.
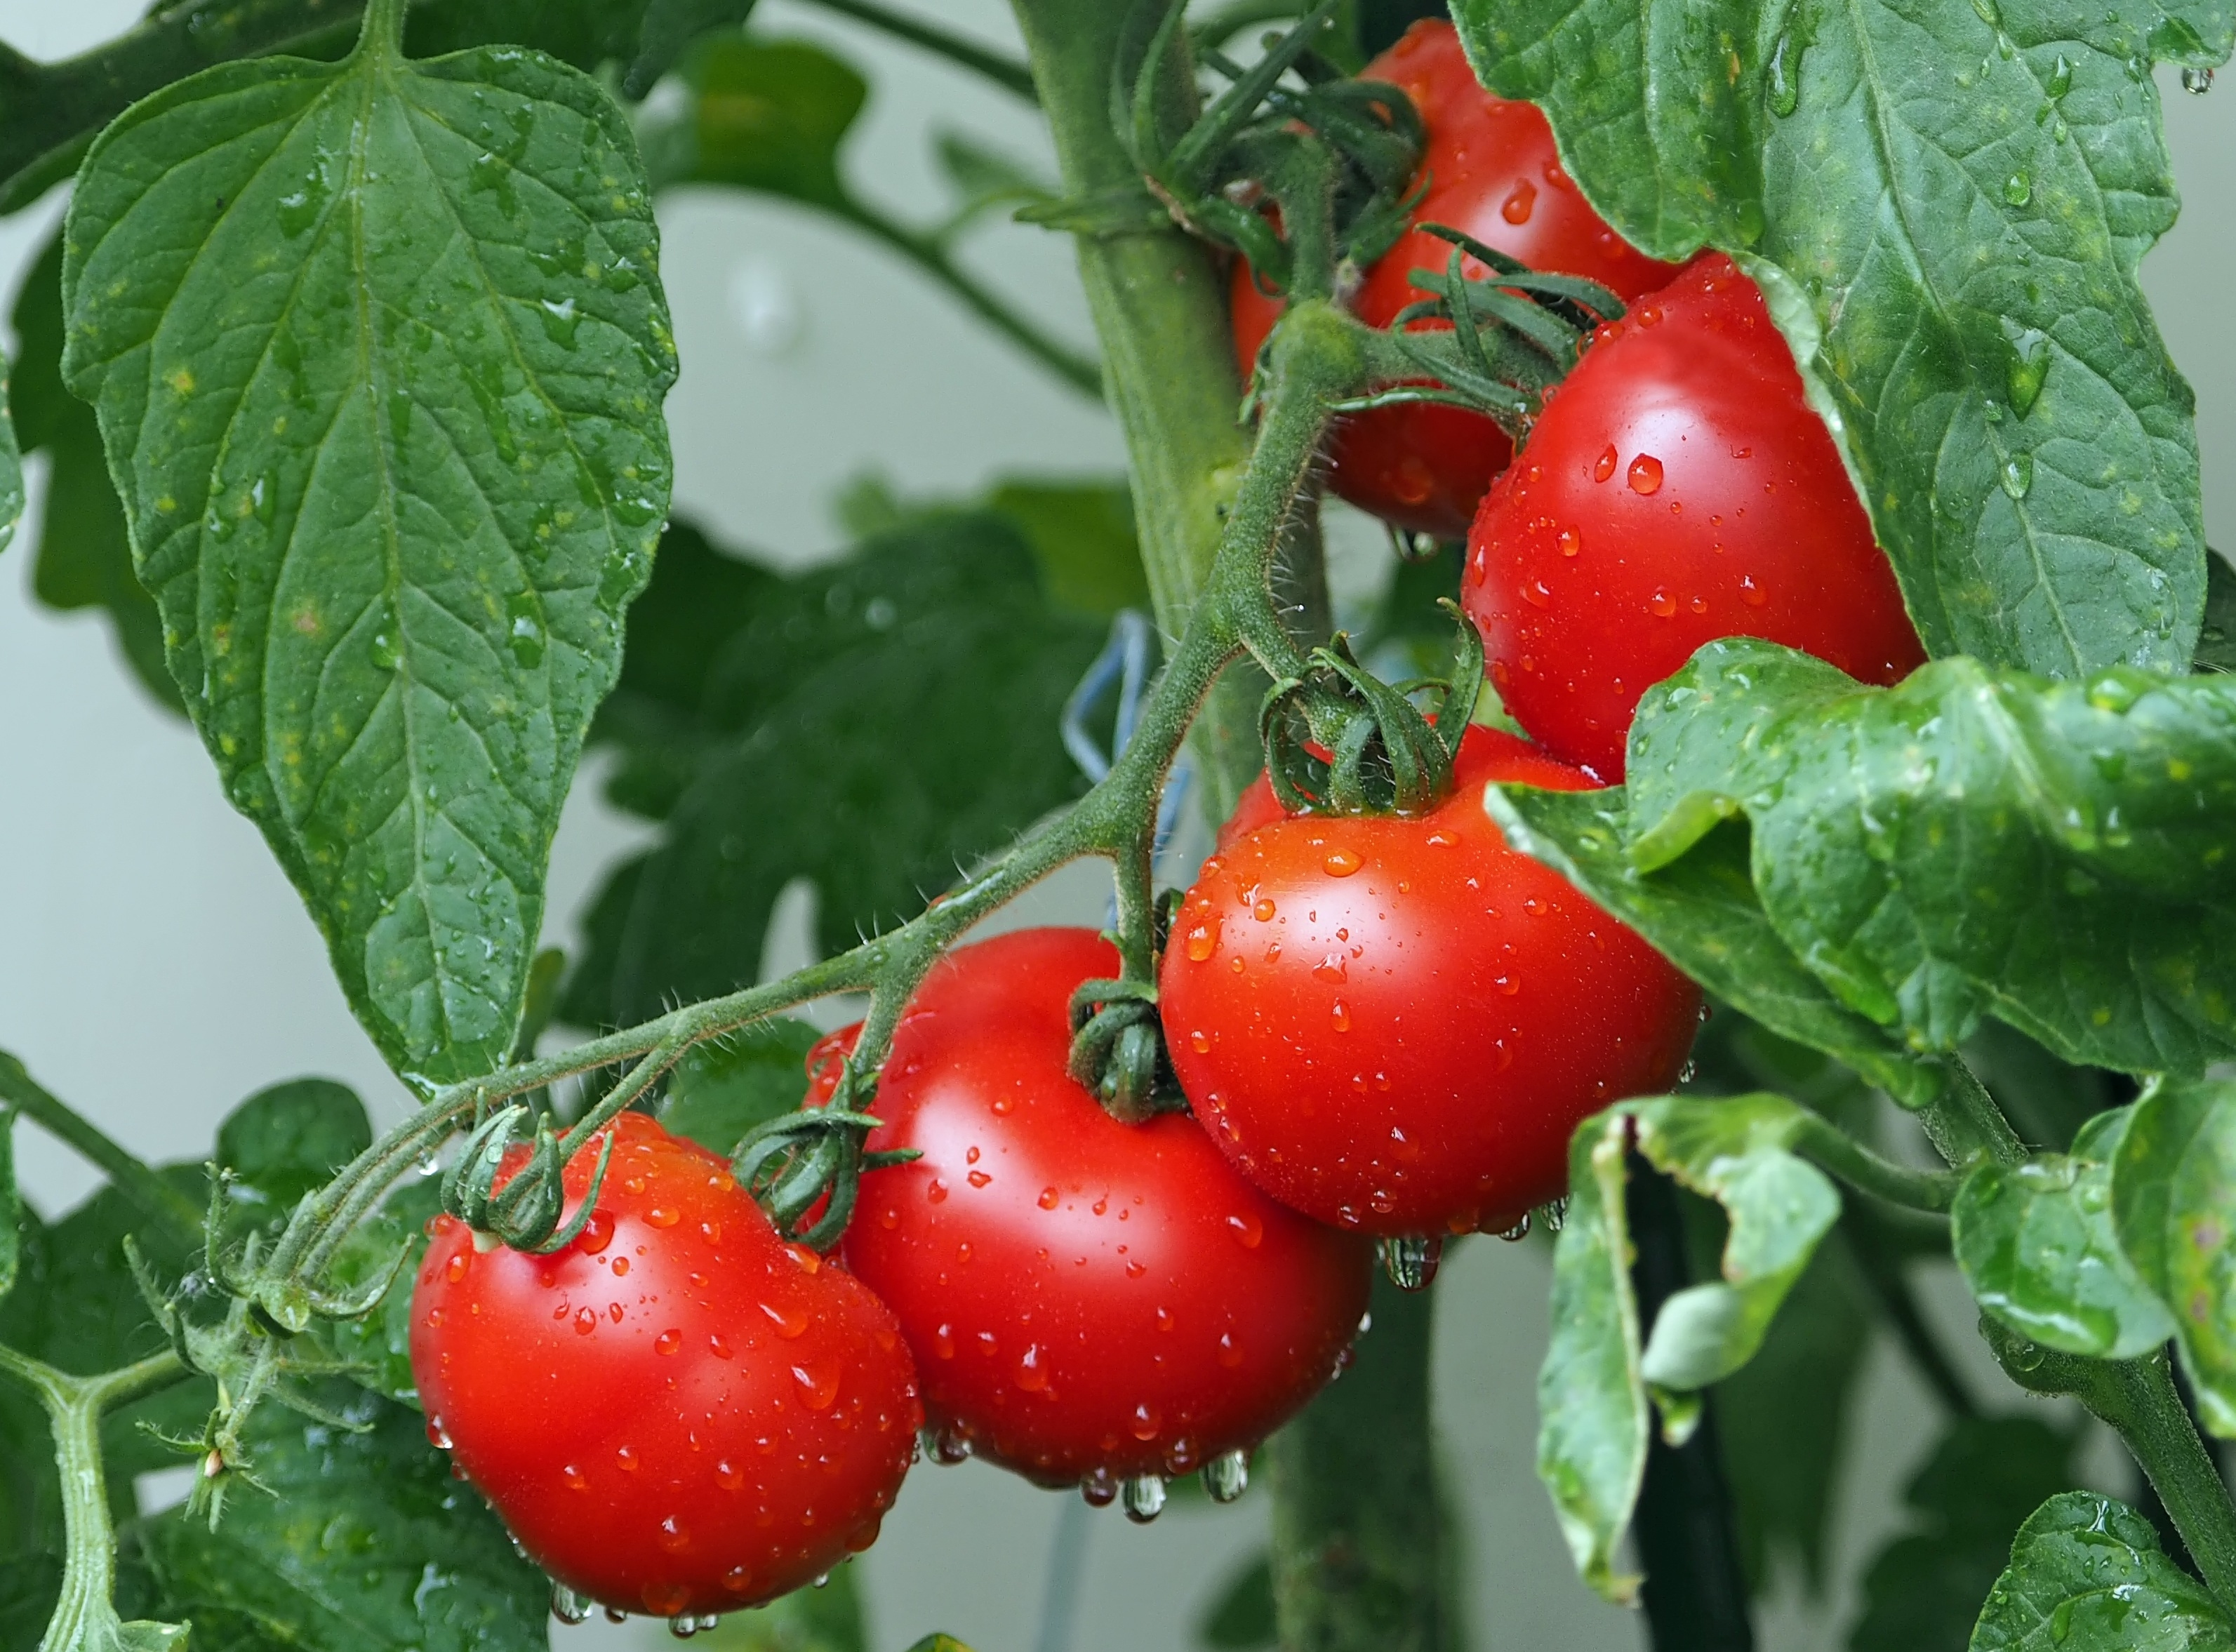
[1462,253,1927,780]
[1162,728,1701,1235]
[832,928,1372,1487]
[1231,20,1682,538]
[409,1114,920,1620]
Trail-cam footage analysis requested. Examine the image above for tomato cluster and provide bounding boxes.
[408,25,1935,1631]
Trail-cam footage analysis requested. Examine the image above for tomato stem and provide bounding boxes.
[0,1051,203,1248]
[0,1344,192,1651]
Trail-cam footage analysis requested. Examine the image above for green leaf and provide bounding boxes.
[1536,1092,1841,1602]
[2110,1076,2236,1434]
[900,1639,977,1652]
[8,229,182,715]
[627,0,761,96]
[1502,639,2236,1085]
[2198,553,2236,674]
[635,34,864,208]
[62,20,677,1087]
[1969,1491,2236,1651]
[1199,1551,1278,1648]
[1953,1106,2176,1360]
[218,1078,373,1212]
[660,1019,823,1156]
[1482,786,1939,1106]
[1851,1416,2080,1652]
[135,1383,548,1651]
[563,512,1100,1028]
[1452,0,2223,678]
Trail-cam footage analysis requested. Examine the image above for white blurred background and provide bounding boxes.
[0,3,2228,1648]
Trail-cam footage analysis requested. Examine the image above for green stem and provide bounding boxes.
[1006,0,1266,815]
[355,0,405,58]
[847,210,1103,397]
[1790,1114,1960,1213]
[798,0,1039,102]
[0,1345,191,1652]
[1919,1059,2028,1169]
[0,1052,202,1246]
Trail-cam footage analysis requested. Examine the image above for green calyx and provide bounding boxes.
[1260,599,1483,816]
[1067,975,1189,1124]
[439,1105,616,1257]
[731,1062,921,1252]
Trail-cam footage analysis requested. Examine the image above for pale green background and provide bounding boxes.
[0,3,2225,1648]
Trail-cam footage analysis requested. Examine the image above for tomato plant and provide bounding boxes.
[410,1114,919,1620]
[820,928,1371,1500]
[1,1,2233,1651]
[1162,727,1700,1238]
[1462,253,1929,778]
[1230,20,1680,539]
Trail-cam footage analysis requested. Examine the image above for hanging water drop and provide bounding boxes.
[1379,1234,1443,1291]
[1540,1197,1568,1234]
[1121,1474,1167,1524]
[2183,65,2215,93]
[1202,1450,1249,1504]
[926,1424,972,1465]
[550,1582,592,1625]
[1496,1211,1533,1242]
[1080,1467,1119,1507]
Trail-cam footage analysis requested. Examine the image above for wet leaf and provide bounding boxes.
[62,15,677,1085]
[1452,0,2225,678]
[1482,788,1938,1106]
[1953,1107,2175,1359]
[133,1383,547,1652]
[218,1078,373,1213]
[660,1019,823,1157]
[562,513,1099,1029]
[1498,640,2236,1086]
[2110,1077,2236,1434]
[1851,1417,2080,1652]
[1537,1092,1840,1602]
[1968,1491,2235,1651]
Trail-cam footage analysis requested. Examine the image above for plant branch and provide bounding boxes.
[1790,1113,1960,1213]
[0,1343,192,1651]
[0,1051,203,1246]
[798,0,1039,102]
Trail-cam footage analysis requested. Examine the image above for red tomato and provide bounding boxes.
[1230,20,1682,538]
[1462,253,1926,780]
[1160,728,1700,1236]
[410,1114,919,1621]
[831,928,1371,1489]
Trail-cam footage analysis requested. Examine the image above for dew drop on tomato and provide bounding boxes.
[1593,444,1618,482]
[658,1515,690,1553]
[717,1459,744,1491]
[646,1206,679,1229]
[1132,1402,1162,1441]
[1651,588,1678,618]
[577,1210,614,1254]
[573,1306,597,1335]
[1038,1186,1060,1210]
[426,1415,451,1449]
[655,1329,683,1356]
[1628,453,1664,494]
[444,1252,470,1284]
[1017,1345,1050,1391]
[933,1323,956,1359]
[1185,922,1216,961]
[616,1444,639,1471]
[1322,848,1362,877]
[709,1333,734,1360]
[1226,1211,1265,1249]
[562,1463,587,1491]
[722,1566,754,1595]
[1500,179,1536,222]
[792,1361,841,1411]
[643,1581,691,1616]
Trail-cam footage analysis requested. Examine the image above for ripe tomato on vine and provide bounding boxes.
[1160,726,1701,1237]
[410,1114,920,1620]
[827,928,1372,1496]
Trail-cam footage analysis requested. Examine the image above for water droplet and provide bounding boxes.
[370,630,402,672]
[1080,1467,1119,1506]
[792,1361,840,1410]
[1122,1474,1167,1524]
[2184,65,2216,93]
[1039,1186,1061,1210]
[1651,588,1677,618]
[505,592,546,668]
[577,1210,614,1254]
[574,1306,598,1335]
[1185,922,1216,961]
[2003,169,2032,207]
[1738,574,1767,607]
[1557,526,1582,557]
[654,1329,682,1357]
[2047,53,2073,98]
[929,1424,973,1464]
[646,1206,679,1229]
[1322,847,1362,877]
[1131,1401,1162,1441]
[1331,1000,1351,1033]
[1016,1344,1050,1392]
[538,295,582,348]
[1202,1450,1249,1503]
[1498,1211,1534,1241]
[563,1463,587,1491]
[1312,954,1348,985]
[1252,897,1277,921]
[2001,452,2034,500]
[1500,179,1536,223]
[1593,444,1618,483]
[1523,578,1552,609]
[657,1514,690,1552]
[1380,1234,1443,1291]
[425,1415,452,1450]
[717,1458,745,1491]
[1628,454,1664,495]
[1767,29,1802,116]
[615,1444,639,1472]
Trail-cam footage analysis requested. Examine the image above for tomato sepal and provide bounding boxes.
[1064,975,1187,1124]
[731,1095,918,1251]
[438,1104,617,1256]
